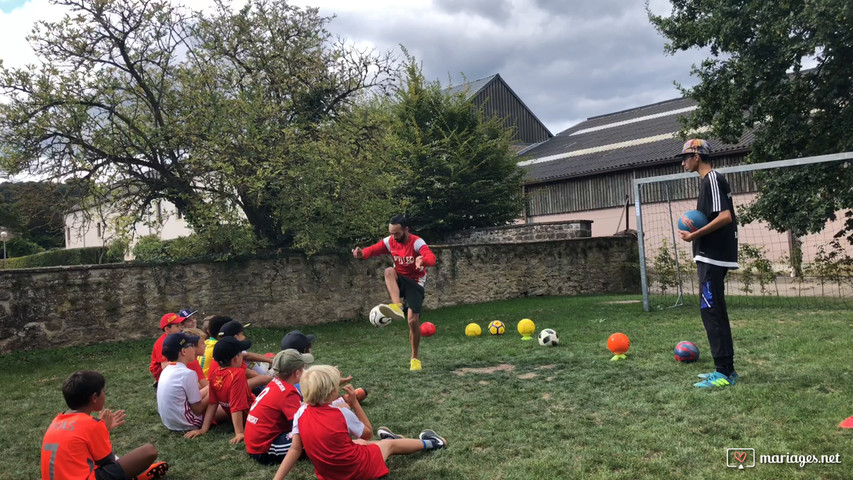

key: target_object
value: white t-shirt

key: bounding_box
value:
[156,362,204,431]
[292,403,365,438]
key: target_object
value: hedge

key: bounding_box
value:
[3,246,123,269]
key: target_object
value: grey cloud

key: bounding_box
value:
[432,0,513,24]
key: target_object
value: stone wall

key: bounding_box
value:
[0,236,638,353]
[438,220,593,245]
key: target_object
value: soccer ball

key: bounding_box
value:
[517,318,536,337]
[674,341,700,363]
[677,210,709,233]
[607,332,630,355]
[420,322,436,337]
[369,305,392,328]
[538,328,559,346]
[465,323,482,337]
[487,320,506,335]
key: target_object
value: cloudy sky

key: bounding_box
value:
[0,0,708,135]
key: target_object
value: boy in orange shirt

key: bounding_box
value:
[40,370,168,480]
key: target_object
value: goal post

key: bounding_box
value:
[634,151,853,312]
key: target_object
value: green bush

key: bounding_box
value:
[4,246,111,268]
[131,235,169,262]
[105,238,129,263]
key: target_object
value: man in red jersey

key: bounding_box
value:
[352,214,436,371]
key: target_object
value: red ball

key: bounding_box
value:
[607,332,630,355]
[420,322,436,337]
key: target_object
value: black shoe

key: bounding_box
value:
[418,429,446,449]
[377,426,402,440]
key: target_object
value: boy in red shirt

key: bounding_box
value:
[244,349,313,464]
[273,365,446,480]
[352,214,436,370]
[149,312,185,384]
[40,370,167,480]
[185,336,255,444]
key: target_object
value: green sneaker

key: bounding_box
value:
[694,371,737,388]
[379,303,405,321]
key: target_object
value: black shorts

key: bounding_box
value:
[95,463,127,480]
[397,275,425,314]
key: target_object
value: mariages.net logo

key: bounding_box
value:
[726,448,841,469]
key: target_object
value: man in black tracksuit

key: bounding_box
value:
[678,139,739,388]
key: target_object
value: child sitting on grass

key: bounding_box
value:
[185,336,255,444]
[149,312,184,384]
[182,327,209,391]
[273,365,446,480]
[41,370,168,480]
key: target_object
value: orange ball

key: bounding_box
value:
[607,332,630,355]
[420,322,436,337]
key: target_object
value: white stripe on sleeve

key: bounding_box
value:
[709,171,722,212]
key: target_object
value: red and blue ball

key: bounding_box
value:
[674,341,700,363]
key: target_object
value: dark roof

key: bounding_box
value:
[519,97,753,184]
[445,75,498,100]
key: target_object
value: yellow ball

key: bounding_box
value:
[465,323,482,337]
[517,318,535,336]
[487,320,506,335]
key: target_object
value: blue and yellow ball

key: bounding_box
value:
[487,320,506,335]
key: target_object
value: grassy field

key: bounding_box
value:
[2,295,852,480]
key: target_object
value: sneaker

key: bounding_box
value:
[410,358,422,371]
[377,426,403,440]
[697,371,739,382]
[379,303,405,321]
[418,429,447,450]
[694,371,737,388]
[132,461,169,480]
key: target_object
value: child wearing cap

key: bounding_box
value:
[273,365,446,480]
[186,336,256,444]
[156,332,224,433]
[178,308,199,329]
[219,320,274,376]
[244,349,312,464]
[149,313,185,383]
[41,370,168,480]
[281,330,367,404]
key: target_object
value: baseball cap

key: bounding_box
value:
[218,320,252,338]
[160,312,186,329]
[271,349,314,376]
[280,330,317,353]
[681,138,711,156]
[213,336,252,364]
[162,332,201,357]
[178,308,198,320]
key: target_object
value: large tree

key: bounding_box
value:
[390,59,525,240]
[0,0,400,252]
[650,0,853,241]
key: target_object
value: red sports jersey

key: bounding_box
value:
[40,412,113,480]
[149,333,167,381]
[361,234,435,285]
[244,378,302,454]
[186,359,204,382]
[209,366,254,416]
[296,404,389,480]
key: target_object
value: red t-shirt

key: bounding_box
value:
[40,412,113,480]
[295,404,388,480]
[361,234,435,284]
[186,359,204,382]
[149,333,167,381]
[209,365,254,416]
[244,378,302,454]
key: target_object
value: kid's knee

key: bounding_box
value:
[384,267,397,279]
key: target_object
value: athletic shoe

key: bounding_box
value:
[839,416,853,429]
[418,429,447,450]
[377,426,403,440]
[694,371,737,388]
[132,461,169,480]
[379,303,405,322]
[697,371,739,383]
[410,358,422,371]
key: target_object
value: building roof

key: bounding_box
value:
[519,97,753,184]
[445,74,499,100]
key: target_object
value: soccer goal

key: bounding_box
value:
[634,151,853,312]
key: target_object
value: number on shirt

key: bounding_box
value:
[249,386,270,411]
[43,443,59,480]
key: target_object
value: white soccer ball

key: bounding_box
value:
[369,305,393,328]
[538,328,559,346]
